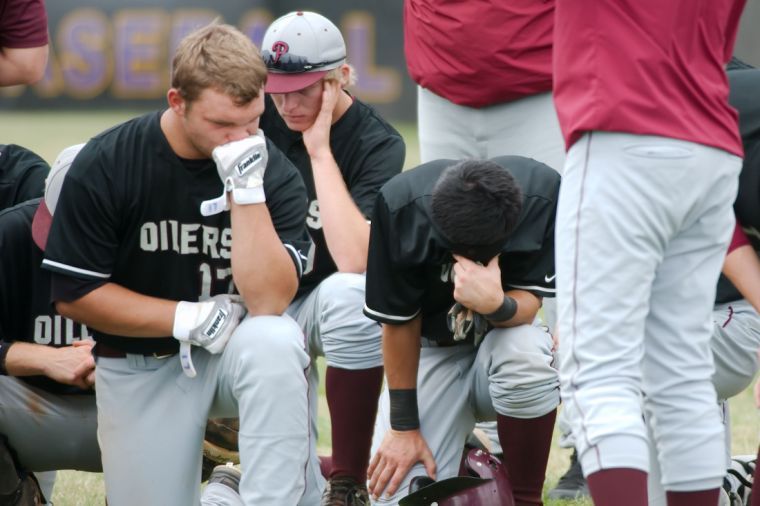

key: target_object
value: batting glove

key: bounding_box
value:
[200,131,269,216]
[173,294,247,377]
[447,302,488,346]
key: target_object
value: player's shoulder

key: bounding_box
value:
[349,97,404,140]
[379,159,452,212]
[490,155,561,199]
[86,111,162,162]
[0,198,38,243]
[0,144,49,181]
[70,112,163,178]
[728,67,760,141]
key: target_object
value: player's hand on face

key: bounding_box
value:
[302,79,340,161]
[213,133,269,205]
[367,428,436,500]
[452,255,505,315]
[45,339,96,389]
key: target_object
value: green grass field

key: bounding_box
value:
[1,111,757,505]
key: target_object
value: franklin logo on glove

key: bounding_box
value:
[235,152,262,178]
[203,308,229,339]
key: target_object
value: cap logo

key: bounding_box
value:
[270,41,289,63]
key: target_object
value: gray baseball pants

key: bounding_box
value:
[95,315,321,506]
[556,132,742,491]
[0,376,100,502]
[370,323,559,506]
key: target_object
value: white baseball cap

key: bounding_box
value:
[261,11,346,94]
[31,143,86,250]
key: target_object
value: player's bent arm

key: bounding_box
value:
[723,244,760,314]
[303,81,371,272]
[56,282,177,337]
[230,202,298,315]
[489,289,542,328]
[310,150,371,273]
[4,340,95,387]
[0,45,49,86]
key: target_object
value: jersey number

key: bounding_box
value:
[199,263,234,300]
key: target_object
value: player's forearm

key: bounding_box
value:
[490,290,542,328]
[56,283,176,337]
[4,342,54,376]
[230,203,298,314]
[311,152,370,272]
[723,245,760,314]
[0,46,49,86]
[382,318,422,389]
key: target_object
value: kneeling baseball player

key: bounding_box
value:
[363,157,561,506]
[41,24,320,506]
[0,145,99,506]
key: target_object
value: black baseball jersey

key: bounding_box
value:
[261,93,405,296]
[0,199,92,395]
[42,111,311,354]
[0,144,49,210]
[363,156,559,343]
[716,67,760,304]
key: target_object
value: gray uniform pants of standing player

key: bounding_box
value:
[0,377,100,502]
[370,323,560,506]
[556,132,742,491]
[96,315,323,506]
[286,272,384,454]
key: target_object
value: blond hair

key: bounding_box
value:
[324,64,357,88]
[171,23,267,106]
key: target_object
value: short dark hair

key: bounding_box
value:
[431,160,523,261]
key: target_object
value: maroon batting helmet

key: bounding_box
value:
[399,449,515,506]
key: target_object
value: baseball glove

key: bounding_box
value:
[202,418,240,482]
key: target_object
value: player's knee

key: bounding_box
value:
[317,273,383,368]
[486,326,560,417]
[485,325,555,372]
[318,273,366,314]
[227,315,307,369]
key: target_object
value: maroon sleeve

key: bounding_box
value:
[0,0,49,48]
[727,219,751,254]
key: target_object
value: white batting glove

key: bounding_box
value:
[200,131,269,216]
[172,294,246,377]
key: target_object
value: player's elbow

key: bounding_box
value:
[1,45,49,85]
[240,278,297,316]
[55,299,83,323]
[242,292,295,317]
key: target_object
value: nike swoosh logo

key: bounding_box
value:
[545,274,557,283]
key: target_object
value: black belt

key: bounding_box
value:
[94,342,178,359]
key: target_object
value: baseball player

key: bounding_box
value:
[258,11,405,505]
[551,57,760,503]
[646,58,760,506]
[0,144,48,209]
[0,144,98,506]
[553,1,747,505]
[364,156,561,506]
[41,24,321,506]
